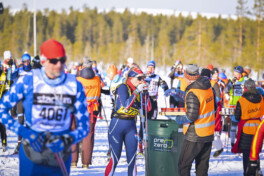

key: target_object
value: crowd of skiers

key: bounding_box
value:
[0,39,264,176]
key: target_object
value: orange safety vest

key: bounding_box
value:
[183,88,216,137]
[77,76,101,113]
[238,96,264,135]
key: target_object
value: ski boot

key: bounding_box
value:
[82,164,89,169]
[71,162,77,168]
[2,144,6,152]
[107,149,111,162]
[213,148,223,158]
[13,141,21,154]
[2,140,7,152]
[137,142,144,157]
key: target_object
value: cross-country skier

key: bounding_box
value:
[168,60,187,108]
[0,39,89,175]
[145,60,168,119]
[137,60,168,154]
[105,66,148,176]
[0,50,18,152]
[225,66,245,148]
[0,61,7,152]
[13,52,33,154]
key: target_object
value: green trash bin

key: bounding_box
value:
[146,119,184,176]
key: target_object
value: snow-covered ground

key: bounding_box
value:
[0,78,264,176]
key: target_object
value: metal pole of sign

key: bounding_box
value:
[33,0,37,56]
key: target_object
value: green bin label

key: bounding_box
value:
[150,135,177,152]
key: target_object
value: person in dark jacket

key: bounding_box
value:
[32,55,42,69]
[71,59,100,169]
[168,60,187,108]
[246,118,264,176]
[201,68,224,157]
[232,78,264,175]
[178,64,217,176]
[145,60,168,120]
[137,60,168,154]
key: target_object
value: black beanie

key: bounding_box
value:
[201,68,211,78]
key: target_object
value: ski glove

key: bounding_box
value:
[19,127,45,153]
[246,160,260,176]
[160,80,167,89]
[174,115,192,124]
[230,115,238,123]
[134,83,147,94]
[164,89,176,97]
[257,87,264,96]
[46,134,74,153]
[164,89,186,103]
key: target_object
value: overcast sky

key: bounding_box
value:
[3,0,255,15]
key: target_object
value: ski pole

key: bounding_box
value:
[140,93,145,148]
[45,132,68,176]
[144,92,148,142]
[54,152,68,176]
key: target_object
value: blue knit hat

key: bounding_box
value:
[22,53,31,62]
[147,60,155,68]
[234,66,243,74]
[219,72,227,79]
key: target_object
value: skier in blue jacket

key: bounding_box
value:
[13,52,33,154]
[0,39,89,176]
[105,66,147,176]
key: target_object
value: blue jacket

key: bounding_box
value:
[113,83,140,117]
[0,69,89,144]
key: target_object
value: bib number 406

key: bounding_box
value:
[39,107,68,121]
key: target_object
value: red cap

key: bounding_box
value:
[207,64,213,71]
[40,39,65,59]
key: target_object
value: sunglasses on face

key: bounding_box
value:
[136,76,145,81]
[49,57,66,65]
[22,60,30,63]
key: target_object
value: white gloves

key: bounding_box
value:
[135,83,147,94]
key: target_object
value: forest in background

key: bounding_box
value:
[0,0,264,70]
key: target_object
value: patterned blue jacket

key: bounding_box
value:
[0,68,89,144]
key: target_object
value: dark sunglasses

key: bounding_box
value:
[49,57,66,65]
[136,76,145,81]
[22,60,30,63]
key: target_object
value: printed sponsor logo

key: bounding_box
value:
[84,85,98,89]
[33,93,75,106]
[248,107,261,114]
[206,96,213,103]
[150,136,177,152]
